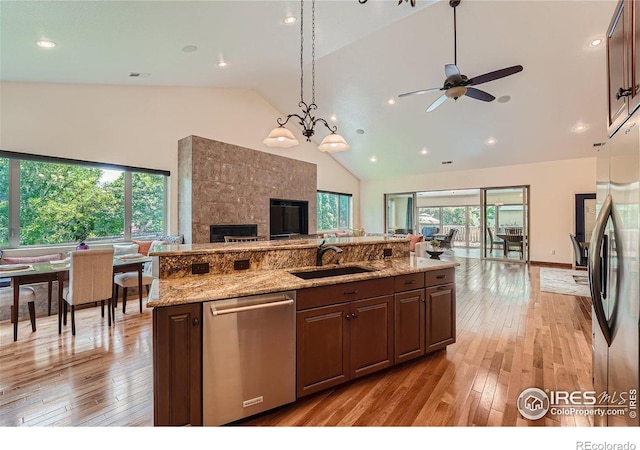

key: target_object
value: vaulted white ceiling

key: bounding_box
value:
[0,0,616,180]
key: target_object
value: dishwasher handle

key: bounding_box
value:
[210,298,294,316]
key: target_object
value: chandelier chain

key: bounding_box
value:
[312,0,316,105]
[299,0,304,103]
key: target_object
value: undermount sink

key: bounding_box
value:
[290,266,375,280]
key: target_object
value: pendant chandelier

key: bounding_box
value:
[263,0,349,153]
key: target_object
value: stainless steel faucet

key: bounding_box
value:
[316,240,343,266]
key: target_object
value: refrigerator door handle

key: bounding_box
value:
[589,194,613,346]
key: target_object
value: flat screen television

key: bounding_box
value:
[270,199,308,239]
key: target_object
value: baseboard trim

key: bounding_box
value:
[529,261,573,269]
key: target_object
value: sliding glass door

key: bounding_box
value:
[481,186,529,262]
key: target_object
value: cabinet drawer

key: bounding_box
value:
[297,277,394,310]
[425,268,455,287]
[394,273,425,292]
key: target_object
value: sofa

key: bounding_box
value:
[421,226,440,240]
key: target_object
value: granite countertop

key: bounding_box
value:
[149,235,408,256]
[147,255,459,307]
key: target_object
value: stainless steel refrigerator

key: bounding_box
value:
[589,117,640,426]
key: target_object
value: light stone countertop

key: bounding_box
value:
[148,235,408,256]
[147,255,459,307]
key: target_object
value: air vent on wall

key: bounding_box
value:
[129,72,151,78]
[441,161,453,165]
[593,142,605,147]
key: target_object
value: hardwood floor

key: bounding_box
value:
[0,258,593,427]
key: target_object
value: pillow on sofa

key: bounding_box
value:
[158,234,184,245]
[132,240,154,256]
[113,243,140,256]
[406,233,423,252]
[1,253,62,264]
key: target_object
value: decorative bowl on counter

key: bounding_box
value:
[426,250,444,260]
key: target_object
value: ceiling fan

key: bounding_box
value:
[399,0,523,112]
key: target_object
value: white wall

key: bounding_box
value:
[360,158,596,264]
[0,81,360,233]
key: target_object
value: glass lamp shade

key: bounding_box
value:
[318,132,350,153]
[263,126,299,148]
[445,86,467,99]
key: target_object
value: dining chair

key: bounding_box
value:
[487,228,503,253]
[224,236,265,242]
[570,234,587,268]
[0,286,37,333]
[60,248,115,336]
[112,240,166,314]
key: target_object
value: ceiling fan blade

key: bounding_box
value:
[426,94,448,112]
[398,87,442,98]
[445,64,460,78]
[465,87,495,102]
[466,65,523,86]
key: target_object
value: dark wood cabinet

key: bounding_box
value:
[425,283,456,353]
[607,0,640,136]
[394,289,426,364]
[349,295,394,379]
[296,292,394,398]
[296,303,350,398]
[153,303,202,426]
[296,278,395,398]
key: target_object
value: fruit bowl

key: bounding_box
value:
[426,250,444,260]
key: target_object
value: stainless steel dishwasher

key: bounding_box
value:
[202,291,296,426]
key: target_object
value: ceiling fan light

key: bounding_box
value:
[445,86,467,99]
[263,126,299,148]
[318,133,350,153]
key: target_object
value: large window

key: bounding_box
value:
[0,158,8,246]
[317,191,352,231]
[1,151,167,248]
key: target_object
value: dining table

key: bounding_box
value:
[1,255,151,341]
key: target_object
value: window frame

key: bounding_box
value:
[316,190,353,232]
[0,150,169,249]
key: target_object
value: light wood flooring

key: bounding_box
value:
[0,258,593,426]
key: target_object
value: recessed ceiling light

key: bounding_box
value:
[572,123,589,133]
[590,38,603,47]
[182,45,198,53]
[284,15,297,24]
[330,115,337,122]
[497,95,511,104]
[370,156,377,162]
[36,40,56,48]
[486,137,497,145]
[356,129,365,135]
[217,61,228,68]
[420,147,428,155]
[387,99,396,105]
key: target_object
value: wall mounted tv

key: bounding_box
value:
[269,199,309,239]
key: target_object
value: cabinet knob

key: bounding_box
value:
[616,87,633,100]
[346,314,352,319]
[343,290,359,295]
[192,318,200,326]
[352,313,357,318]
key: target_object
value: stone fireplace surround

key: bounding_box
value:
[178,136,317,244]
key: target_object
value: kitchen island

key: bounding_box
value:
[148,237,459,426]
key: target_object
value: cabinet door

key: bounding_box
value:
[425,284,456,353]
[394,289,425,364]
[153,303,202,426]
[349,295,394,379]
[631,0,640,113]
[608,0,631,135]
[296,303,350,398]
